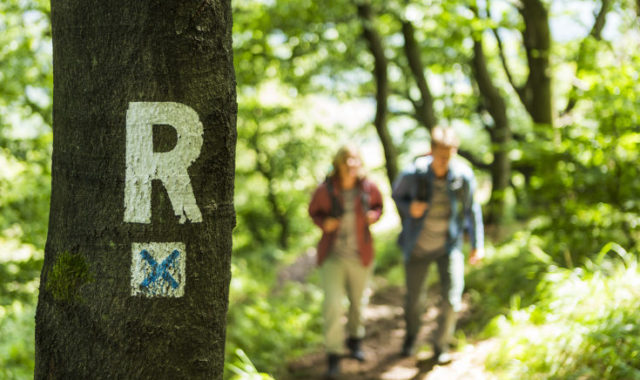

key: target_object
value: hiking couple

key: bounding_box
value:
[308,127,485,379]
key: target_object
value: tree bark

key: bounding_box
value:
[471,36,511,226]
[356,1,398,185]
[35,1,236,378]
[400,20,437,131]
[519,0,553,127]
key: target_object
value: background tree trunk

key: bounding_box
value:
[401,20,437,131]
[520,0,553,127]
[471,36,511,228]
[250,129,290,249]
[35,0,236,378]
[357,1,398,185]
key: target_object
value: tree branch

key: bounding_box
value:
[490,26,527,104]
[389,109,418,119]
[561,0,611,116]
[458,149,491,171]
[23,97,53,127]
[482,0,526,106]
[490,29,513,90]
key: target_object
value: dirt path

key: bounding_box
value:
[282,283,498,380]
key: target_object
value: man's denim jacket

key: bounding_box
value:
[392,155,484,261]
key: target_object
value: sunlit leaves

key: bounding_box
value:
[0,0,51,129]
[226,260,323,376]
[486,258,640,379]
[234,90,336,253]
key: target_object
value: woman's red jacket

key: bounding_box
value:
[308,176,383,266]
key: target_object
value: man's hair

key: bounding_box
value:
[430,126,460,149]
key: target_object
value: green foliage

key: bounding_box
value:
[0,0,52,251]
[515,110,640,266]
[503,16,640,267]
[0,0,639,378]
[371,228,403,284]
[0,302,36,380]
[485,248,640,380]
[464,229,551,334]
[0,1,51,377]
[0,133,51,250]
[0,241,40,380]
[0,252,41,305]
[226,349,275,380]
[45,252,93,303]
[225,258,323,378]
[234,97,335,255]
[0,0,51,122]
[233,0,366,95]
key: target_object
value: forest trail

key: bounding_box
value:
[281,272,498,380]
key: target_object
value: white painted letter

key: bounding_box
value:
[125,102,203,223]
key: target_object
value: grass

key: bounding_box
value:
[482,247,640,379]
[225,256,324,379]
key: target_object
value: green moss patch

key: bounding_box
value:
[46,252,93,303]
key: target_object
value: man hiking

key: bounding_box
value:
[392,126,484,363]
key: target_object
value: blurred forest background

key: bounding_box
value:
[1,0,640,378]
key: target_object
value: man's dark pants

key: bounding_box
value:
[404,248,465,351]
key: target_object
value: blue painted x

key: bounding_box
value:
[139,249,180,290]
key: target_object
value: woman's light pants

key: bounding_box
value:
[321,256,373,354]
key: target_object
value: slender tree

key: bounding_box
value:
[468,2,512,227]
[471,37,511,226]
[494,0,552,127]
[356,0,398,185]
[249,124,290,249]
[35,0,237,378]
[520,0,553,127]
[400,19,437,131]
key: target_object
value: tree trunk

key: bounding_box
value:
[520,0,553,127]
[35,1,236,378]
[401,20,437,131]
[471,37,511,227]
[357,1,398,185]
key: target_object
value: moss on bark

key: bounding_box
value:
[46,252,93,303]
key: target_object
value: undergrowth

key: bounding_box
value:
[482,243,640,379]
[225,250,323,379]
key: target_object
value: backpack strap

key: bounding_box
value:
[415,156,431,202]
[325,177,343,218]
[360,184,371,215]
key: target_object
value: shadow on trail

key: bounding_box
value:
[412,358,438,380]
